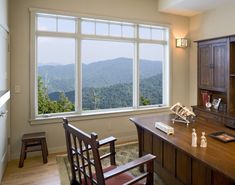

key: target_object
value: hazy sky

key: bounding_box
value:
[37,16,164,66]
[37,37,164,65]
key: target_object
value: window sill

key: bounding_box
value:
[29,106,171,125]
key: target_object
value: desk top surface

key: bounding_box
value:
[130,113,235,181]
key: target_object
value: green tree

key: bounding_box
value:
[38,76,74,114]
[140,96,151,106]
[57,92,75,112]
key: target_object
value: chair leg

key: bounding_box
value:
[41,139,48,164]
[110,142,116,165]
[146,161,154,185]
[19,142,26,168]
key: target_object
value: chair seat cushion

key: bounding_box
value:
[104,166,144,185]
[82,165,144,185]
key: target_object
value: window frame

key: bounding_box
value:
[30,8,171,120]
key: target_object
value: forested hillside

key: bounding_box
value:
[38,57,163,113]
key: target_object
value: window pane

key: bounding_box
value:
[37,16,56,32]
[81,40,134,111]
[58,18,76,33]
[122,25,134,38]
[96,22,109,36]
[81,21,95,35]
[139,27,151,39]
[110,24,121,37]
[152,28,164,40]
[37,37,76,114]
[139,44,163,106]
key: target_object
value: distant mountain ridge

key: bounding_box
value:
[38,57,162,93]
[49,74,163,109]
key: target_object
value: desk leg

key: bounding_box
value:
[136,125,144,172]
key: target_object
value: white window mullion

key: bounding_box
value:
[56,16,58,32]
[30,11,37,119]
[77,18,82,114]
[133,25,139,109]
[163,29,170,106]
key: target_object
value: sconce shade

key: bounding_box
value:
[176,38,189,48]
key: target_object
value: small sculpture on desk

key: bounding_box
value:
[170,102,196,126]
[192,128,197,147]
[200,132,207,148]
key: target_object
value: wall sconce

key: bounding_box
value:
[176,38,189,48]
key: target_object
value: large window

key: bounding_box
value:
[31,11,169,118]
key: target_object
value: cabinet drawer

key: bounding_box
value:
[194,109,222,122]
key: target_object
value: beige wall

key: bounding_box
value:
[0,0,9,182]
[189,2,235,106]
[9,0,190,159]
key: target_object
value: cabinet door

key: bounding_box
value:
[198,44,213,89]
[212,42,227,92]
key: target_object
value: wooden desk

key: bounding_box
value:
[130,114,235,185]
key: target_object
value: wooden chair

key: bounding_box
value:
[63,118,156,185]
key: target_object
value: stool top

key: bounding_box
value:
[22,132,46,140]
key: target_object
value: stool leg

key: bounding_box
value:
[45,138,48,156]
[24,146,27,159]
[19,142,26,168]
[41,139,48,164]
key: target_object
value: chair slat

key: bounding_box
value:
[72,136,82,183]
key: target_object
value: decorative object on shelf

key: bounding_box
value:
[205,102,212,109]
[201,91,211,107]
[176,38,189,48]
[170,102,196,126]
[192,128,197,147]
[218,102,227,112]
[155,122,174,135]
[200,132,207,148]
[212,98,221,110]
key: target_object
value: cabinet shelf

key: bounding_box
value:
[230,74,235,77]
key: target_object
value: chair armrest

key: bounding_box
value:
[99,136,117,146]
[103,154,156,180]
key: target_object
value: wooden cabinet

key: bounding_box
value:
[198,38,228,92]
[196,36,235,116]
[198,44,212,89]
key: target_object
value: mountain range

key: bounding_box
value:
[38,57,162,94]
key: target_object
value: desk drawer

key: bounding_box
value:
[194,109,222,122]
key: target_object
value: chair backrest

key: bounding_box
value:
[63,118,105,185]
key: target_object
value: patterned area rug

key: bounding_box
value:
[56,142,165,185]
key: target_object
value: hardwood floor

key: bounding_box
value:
[1,153,64,185]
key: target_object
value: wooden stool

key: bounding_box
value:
[19,132,48,168]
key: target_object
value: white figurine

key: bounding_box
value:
[200,132,207,148]
[192,128,197,147]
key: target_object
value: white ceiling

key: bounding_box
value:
[158,0,233,16]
